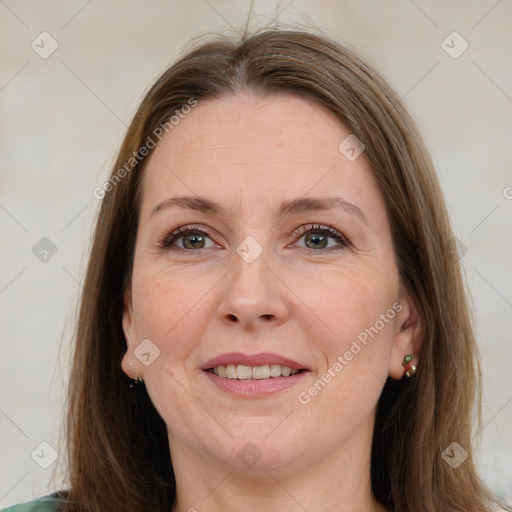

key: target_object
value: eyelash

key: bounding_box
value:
[157,223,349,254]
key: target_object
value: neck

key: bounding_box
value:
[169,426,387,512]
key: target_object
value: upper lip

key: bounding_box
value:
[201,352,309,371]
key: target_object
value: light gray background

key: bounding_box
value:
[1,0,511,507]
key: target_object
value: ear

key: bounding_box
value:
[388,286,424,380]
[120,288,143,379]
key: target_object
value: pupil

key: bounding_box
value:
[306,233,327,249]
[182,232,328,250]
[184,234,204,249]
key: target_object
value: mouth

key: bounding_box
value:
[201,352,310,398]
[206,364,303,380]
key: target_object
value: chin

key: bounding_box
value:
[209,421,311,473]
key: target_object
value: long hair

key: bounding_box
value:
[61,28,505,511]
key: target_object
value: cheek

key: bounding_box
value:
[293,265,399,417]
[130,267,215,365]
[295,264,399,353]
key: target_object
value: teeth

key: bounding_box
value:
[236,365,253,380]
[253,365,271,380]
[270,364,282,377]
[210,364,300,380]
[226,364,237,379]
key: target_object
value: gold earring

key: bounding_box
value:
[402,354,417,378]
[129,377,144,388]
[405,365,417,377]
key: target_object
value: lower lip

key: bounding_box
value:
[203,370,309,398]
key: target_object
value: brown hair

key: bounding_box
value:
[60,28,506,511]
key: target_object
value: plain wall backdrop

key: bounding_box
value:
[1,0,511,507]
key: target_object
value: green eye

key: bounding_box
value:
[293,224,348,252]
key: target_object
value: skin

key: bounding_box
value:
[122,93,423,512]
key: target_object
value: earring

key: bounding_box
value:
[402,354,417,378]
[129,377,144,388]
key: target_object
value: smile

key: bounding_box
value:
[207,364,301,380]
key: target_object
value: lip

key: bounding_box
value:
[201,352,310,399]
[203,369,309,398]
[201,352,308,371]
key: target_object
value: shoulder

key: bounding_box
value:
[1,492,67,512]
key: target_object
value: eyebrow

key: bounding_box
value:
[149,195,367,223]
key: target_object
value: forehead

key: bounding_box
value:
[139,93,384,222]
[148,93,348,165]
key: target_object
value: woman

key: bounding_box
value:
[4,28,507,512]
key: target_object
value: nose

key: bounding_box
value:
[217,246,289,331]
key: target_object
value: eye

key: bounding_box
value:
[291,224,349,253]
[158,223,349,254]
[158,224,220,252]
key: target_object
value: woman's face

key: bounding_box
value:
[122,93,418,474]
